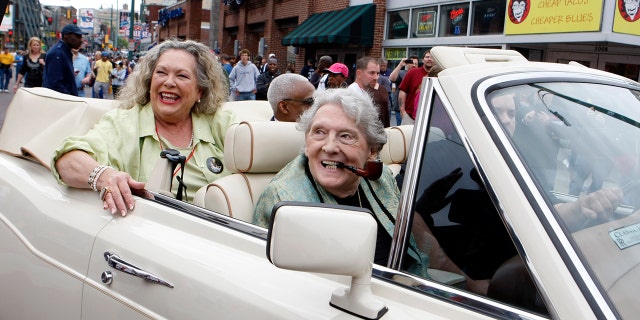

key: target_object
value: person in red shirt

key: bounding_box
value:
[398,50,434,124]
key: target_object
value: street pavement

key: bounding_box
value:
[0,79,113,130]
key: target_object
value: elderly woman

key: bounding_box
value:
[52,39,233,216]
[253,88,488,294]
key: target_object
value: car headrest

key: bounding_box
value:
[0,87,116,169]
[224,121,304,173]
[220,100,274,122]
[380,125,413,165]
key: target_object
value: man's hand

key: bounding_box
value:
[558,187,623,232]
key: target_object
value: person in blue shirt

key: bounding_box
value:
[72,48,93,97]
[43,24,87,96]
[13,50,23,82]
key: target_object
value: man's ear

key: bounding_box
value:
[278,100,289,114]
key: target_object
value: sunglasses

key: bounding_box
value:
[283,98,314,105]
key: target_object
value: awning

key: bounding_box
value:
[282,4,376,47]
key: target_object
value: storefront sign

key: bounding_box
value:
[505,0,603,34]
[385,48,408,61]
[158,7,185,27]
[416,11,436,36]
[613,0,640,35]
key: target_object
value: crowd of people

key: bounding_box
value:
[221,48,427,127]
[4,25,423,129]
[1,24,140,99]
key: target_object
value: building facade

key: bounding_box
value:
[217,0,387,75]
[155,0,639,81]
[384,0,640,81]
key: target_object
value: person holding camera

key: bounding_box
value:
[389,55,418,125]
[398,50,434,124]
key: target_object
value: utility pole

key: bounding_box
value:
[129,0,135,60]
[209,0,219,50]
[109,5,113,50]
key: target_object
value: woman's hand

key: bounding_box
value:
[97,168,146,216]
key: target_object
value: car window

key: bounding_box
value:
[487,83,640,319]
[403,92,549,315]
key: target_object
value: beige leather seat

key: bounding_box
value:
[193,121,304,223]
[380,125,414,176]
[219,100,273,122]
[379,125,446,176]
[0,87,116,169]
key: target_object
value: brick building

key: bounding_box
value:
[218,0,386,74]
[155,0,211,45]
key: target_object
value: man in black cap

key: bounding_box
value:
[43,24,87,96]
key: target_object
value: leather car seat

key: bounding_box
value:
[193,121,304,222]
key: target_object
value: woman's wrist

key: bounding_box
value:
[88,165,112,192]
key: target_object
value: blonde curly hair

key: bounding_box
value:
[117,38,228,115]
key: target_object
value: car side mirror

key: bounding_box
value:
[266,202,388,320]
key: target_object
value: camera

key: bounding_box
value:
[404,59,413,64]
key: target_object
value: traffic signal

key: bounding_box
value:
[7,30,12,37]
[66,9,71,19]
[47,17,53,25]
[72,18,77,24]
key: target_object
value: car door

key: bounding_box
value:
[386,78,553,319]
[0,154,110,319]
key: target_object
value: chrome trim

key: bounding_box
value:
[472,71,625,319]
[104,252,174,288]
[149,192,269,240]
[372,267,548,320]
[390,76,434,270]
[101,271,113,285]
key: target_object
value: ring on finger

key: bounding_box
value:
[100,186,112,201]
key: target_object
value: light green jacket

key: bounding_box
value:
[253,154,431,279]
[52,103,235,202]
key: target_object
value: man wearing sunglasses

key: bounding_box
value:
[267,73,316,122]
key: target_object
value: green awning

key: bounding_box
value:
[282,4,376,47]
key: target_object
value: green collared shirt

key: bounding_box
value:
[52,103,236,202]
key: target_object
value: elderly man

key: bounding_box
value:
[267,73,315,122]
[43,24,87,95]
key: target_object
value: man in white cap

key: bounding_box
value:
[261,53,276,73]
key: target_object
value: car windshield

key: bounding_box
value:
[488,82,640,319]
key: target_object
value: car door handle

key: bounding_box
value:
[104,251,174,288]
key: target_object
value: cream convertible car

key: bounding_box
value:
[2,47,640,319]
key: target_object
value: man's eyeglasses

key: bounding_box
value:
[283,98,314,105]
